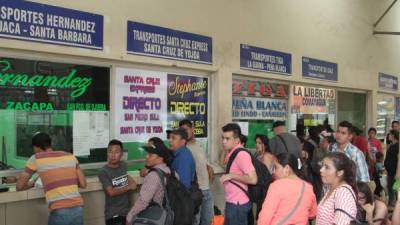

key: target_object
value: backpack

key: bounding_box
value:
[151,168,195,225]
[190,174,203,214]
[226,148,273,205]
[132,168,174,225]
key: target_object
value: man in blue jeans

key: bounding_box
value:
[220,123,257,225]
[16,132,87,225]
[180,119,215,225]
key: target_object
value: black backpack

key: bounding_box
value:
[151,168,195,225]
[226,148,273,205]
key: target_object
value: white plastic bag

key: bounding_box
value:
[380,174,388,194]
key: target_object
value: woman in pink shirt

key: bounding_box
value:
[316,152,358,225]
[257,152,317,225]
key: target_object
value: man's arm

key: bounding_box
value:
[392,191,400,225]
[220,151,257,185]
[104,176,137,197]
[220,170,257,185]
[219,149,227,167]
[16,172,34,191]
[356,151,370,182]
[76,167,87,189]
[207,164,214,182]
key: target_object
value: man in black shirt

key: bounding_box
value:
[384,130,399,207]
[98,139,137,225]
[386,120,399,146]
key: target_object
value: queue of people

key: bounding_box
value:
[13,118,400,225]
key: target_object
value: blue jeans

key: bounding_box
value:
[199,189,214,225]
[388,175,397,207]
[48,206,84,225]
[193,189,215,225]
[224,202,251,225]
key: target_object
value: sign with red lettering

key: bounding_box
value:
[167,74,208,137]
[232,79,289,98]
[291,85,336,114]
[114,68,167,142]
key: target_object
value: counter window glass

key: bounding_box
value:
[232,78,289,148]
[0,58,110,170]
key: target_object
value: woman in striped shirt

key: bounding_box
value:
[316,152,358,225]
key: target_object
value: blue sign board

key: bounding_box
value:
[379,73,398,91]
[302,57,338,81]
[127,21,212,64]
[240,44,291,75]
[396,97,400,120]
[0,1,103,50]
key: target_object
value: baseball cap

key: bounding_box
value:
[272,121,285,129]
[142,143,170,161]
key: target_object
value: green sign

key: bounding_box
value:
[0,60,92,98]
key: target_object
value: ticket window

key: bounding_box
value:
[376,94,396,140]
[337,91,367,132]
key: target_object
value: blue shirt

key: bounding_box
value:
[331,142,370,182]
[171,145,196,189]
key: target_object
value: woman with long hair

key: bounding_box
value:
[254,134,274,173]
[257,152,317,225]
[316,152,358,225]
[357,182,388,225]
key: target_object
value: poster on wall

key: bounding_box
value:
[0,1,103,50]
[114,68,167,142]
[291,85,336,114]
[167,74,208,137]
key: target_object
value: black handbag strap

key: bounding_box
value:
[333,185,363,224]
[334,208,360,222]
[276,134,289,153]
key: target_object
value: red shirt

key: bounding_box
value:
[352,136,368,154]
[369,138,382,152]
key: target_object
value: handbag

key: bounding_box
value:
[380,174,388,194]
[132,168,174,225]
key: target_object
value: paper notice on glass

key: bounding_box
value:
[73,111,91,156]
[236,122,249,136]
[89,111,110,148]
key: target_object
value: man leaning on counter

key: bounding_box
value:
[16,132,87,225]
